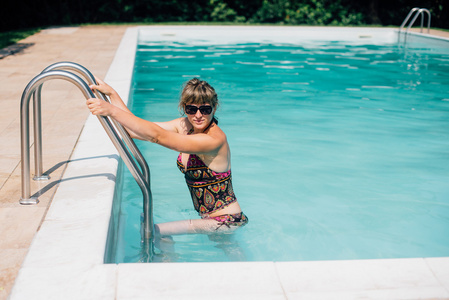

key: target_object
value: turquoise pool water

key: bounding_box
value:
[107,34,449,263]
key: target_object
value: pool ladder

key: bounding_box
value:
[19,62,154,261]
[398,7,431,44]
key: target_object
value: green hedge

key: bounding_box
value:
[1,0,448,32]
[0,28,41,50]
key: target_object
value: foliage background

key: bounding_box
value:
[1,0,448,32]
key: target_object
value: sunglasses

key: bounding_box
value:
[185,105,213,115]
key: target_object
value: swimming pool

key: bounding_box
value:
[105,27,449,264]
[11,27,449,299]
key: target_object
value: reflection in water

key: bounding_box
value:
[152,232,246,263]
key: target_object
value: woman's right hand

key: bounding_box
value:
[86,98,115,117]
[89,76,116,97]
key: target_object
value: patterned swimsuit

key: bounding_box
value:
[177,153,248,229]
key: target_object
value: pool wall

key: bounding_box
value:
[403,31,449,53]
[9,26,449,299]
[138,25,399,45]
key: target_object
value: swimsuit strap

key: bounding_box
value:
[202,118,215,132]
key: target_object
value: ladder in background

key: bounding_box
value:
[398,7,431,43]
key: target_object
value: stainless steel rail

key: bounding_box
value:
[34,62,150,185]
[19,65,154,261]
[406,8,431,33]
[399,7,420,32]
[398,7,431,43]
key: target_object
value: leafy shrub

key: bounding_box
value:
[251,0,364,25]
[210,0,246,22]
[1,0,448,33]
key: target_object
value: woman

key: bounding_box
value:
[86,77,248,239]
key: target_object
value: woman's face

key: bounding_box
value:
[185,103,215,132]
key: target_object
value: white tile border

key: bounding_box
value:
[137,25,399,45]
[9,26,449,300]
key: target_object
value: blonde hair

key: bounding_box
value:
[179,78,219,113]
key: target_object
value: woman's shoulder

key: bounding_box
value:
[208,123,228,146]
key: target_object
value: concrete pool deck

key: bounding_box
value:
[0,25,127,300]
[1,25,449,299]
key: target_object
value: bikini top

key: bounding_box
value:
[177,153,237,215]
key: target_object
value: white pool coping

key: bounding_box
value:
[9,26,449,299]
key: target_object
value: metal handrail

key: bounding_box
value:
[19,67,154,261]
[398,7,431,44]
[406,8,431,34]
[399,7,420,32]
[33,62,150,186]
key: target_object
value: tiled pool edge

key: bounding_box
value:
[9,26,449,299]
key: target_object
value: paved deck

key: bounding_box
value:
[410,28,449,38]
[0,25,448,300]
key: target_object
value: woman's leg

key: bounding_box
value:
[153,218,245,261]
[155,218,239,237]
[155,220,196,236]
[153,219,223,262]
